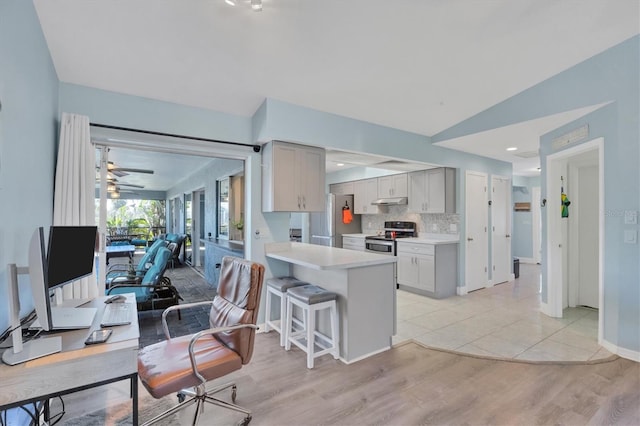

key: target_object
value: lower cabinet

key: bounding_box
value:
[342,236,365,251]
[204,240,244,287]
[396,241,458,298]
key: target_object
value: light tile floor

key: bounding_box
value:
[394,263,613,361]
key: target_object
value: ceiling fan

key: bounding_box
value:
[105,161,154,177]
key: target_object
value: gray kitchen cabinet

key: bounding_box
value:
[408,167,456,214]
[396,241,458,298]
[342,235,365,251]
[377,173,408,198]
[353,178,379,214]
[262,141,326,212]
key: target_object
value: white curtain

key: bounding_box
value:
[53,112,98,301]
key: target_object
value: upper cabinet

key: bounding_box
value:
[262,141,326,212]
[377,173,408,198]
[353,178,379,214]
[408,167,456,214]
[330,181,355,195]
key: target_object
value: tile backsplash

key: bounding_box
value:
[361,205,459,235]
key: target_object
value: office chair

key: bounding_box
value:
[107,246,182,316]
[137,256,265,426]
[105,238,168,287]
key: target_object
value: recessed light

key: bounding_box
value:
[336,163,345,167]
[225,0,236,6]
[506,147,518,151]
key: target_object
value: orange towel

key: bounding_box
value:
[342,206,353,224]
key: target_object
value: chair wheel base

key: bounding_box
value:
[231,384,237,403]
[238,415,252,426]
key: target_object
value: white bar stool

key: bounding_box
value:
[284,284,339,369]
[264,276,308,346]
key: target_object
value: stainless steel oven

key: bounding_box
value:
[364,238,395,255]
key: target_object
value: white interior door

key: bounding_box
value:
[465,171,488,292]
[570,162,599,309]
[491,176,511,284]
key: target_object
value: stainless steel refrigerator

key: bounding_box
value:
[310,194,362,248]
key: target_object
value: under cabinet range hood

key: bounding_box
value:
[371,197,408,206]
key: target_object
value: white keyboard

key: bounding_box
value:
[101,303,133,327]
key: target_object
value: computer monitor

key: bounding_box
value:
[30,226,98,332]
[3,226,99,365]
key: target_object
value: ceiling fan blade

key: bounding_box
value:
[107,161,153,175]
[117,183,145,189]
[110,167,154,174]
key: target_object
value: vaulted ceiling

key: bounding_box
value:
[35,0,639,178]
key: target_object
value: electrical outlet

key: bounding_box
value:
[624,229,637,244]
[624,210,638,225]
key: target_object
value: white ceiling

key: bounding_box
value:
[35,0,639,182]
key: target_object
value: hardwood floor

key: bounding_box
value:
[61,332,639,425]
[52,261,639,425]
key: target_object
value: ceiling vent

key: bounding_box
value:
[513,151,539,159]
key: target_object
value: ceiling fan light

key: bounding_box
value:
[110,190,120,199]
[251,0,262,11]
[107,183,117,192]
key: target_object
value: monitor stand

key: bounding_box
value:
[30,307,97,330]
[2,336,62,366]
[2,264,62,365]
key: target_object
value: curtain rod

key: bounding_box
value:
[89,122,261,153]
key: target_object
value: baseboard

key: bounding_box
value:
[457,286,467,296]
[340,345,391,365]
[540,301,556,317]
[600,339,640,362]
[517,257,536,264]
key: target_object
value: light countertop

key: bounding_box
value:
[265,242,397,270]
[400,234,460,245]
[341,233,369,238]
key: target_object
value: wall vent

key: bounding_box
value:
[552,124,589,151]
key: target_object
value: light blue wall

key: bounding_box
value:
[435,36,640,355]
[0,0,59,336]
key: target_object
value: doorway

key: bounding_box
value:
[491,175,512,285]
[465,171,489,293]
[545,137,603,335]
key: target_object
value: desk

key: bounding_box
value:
[0,293,140,424]
[106,244,136,265]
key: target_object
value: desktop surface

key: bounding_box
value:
[0,293,139,409]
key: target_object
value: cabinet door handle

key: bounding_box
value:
[505,234,511,238]
[297,196,301,209]
[467,237,474,241]
[302,196,306,209]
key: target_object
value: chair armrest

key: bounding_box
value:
[187,324,259,385]
[108,275,142,286]
[161,301,213,339]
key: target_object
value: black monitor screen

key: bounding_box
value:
[46,226,97,289]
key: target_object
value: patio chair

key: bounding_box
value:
[107,246,183,316]
[105,238,168,288]
[161,233,188,268]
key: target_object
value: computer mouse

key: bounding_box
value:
[105,294,126,304]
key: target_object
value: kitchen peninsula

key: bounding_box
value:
[265,242,397,364]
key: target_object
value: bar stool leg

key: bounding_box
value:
[284,297,293,351]
[330,302,340,360]
[306,306,315,369]
[279,291,287,347]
